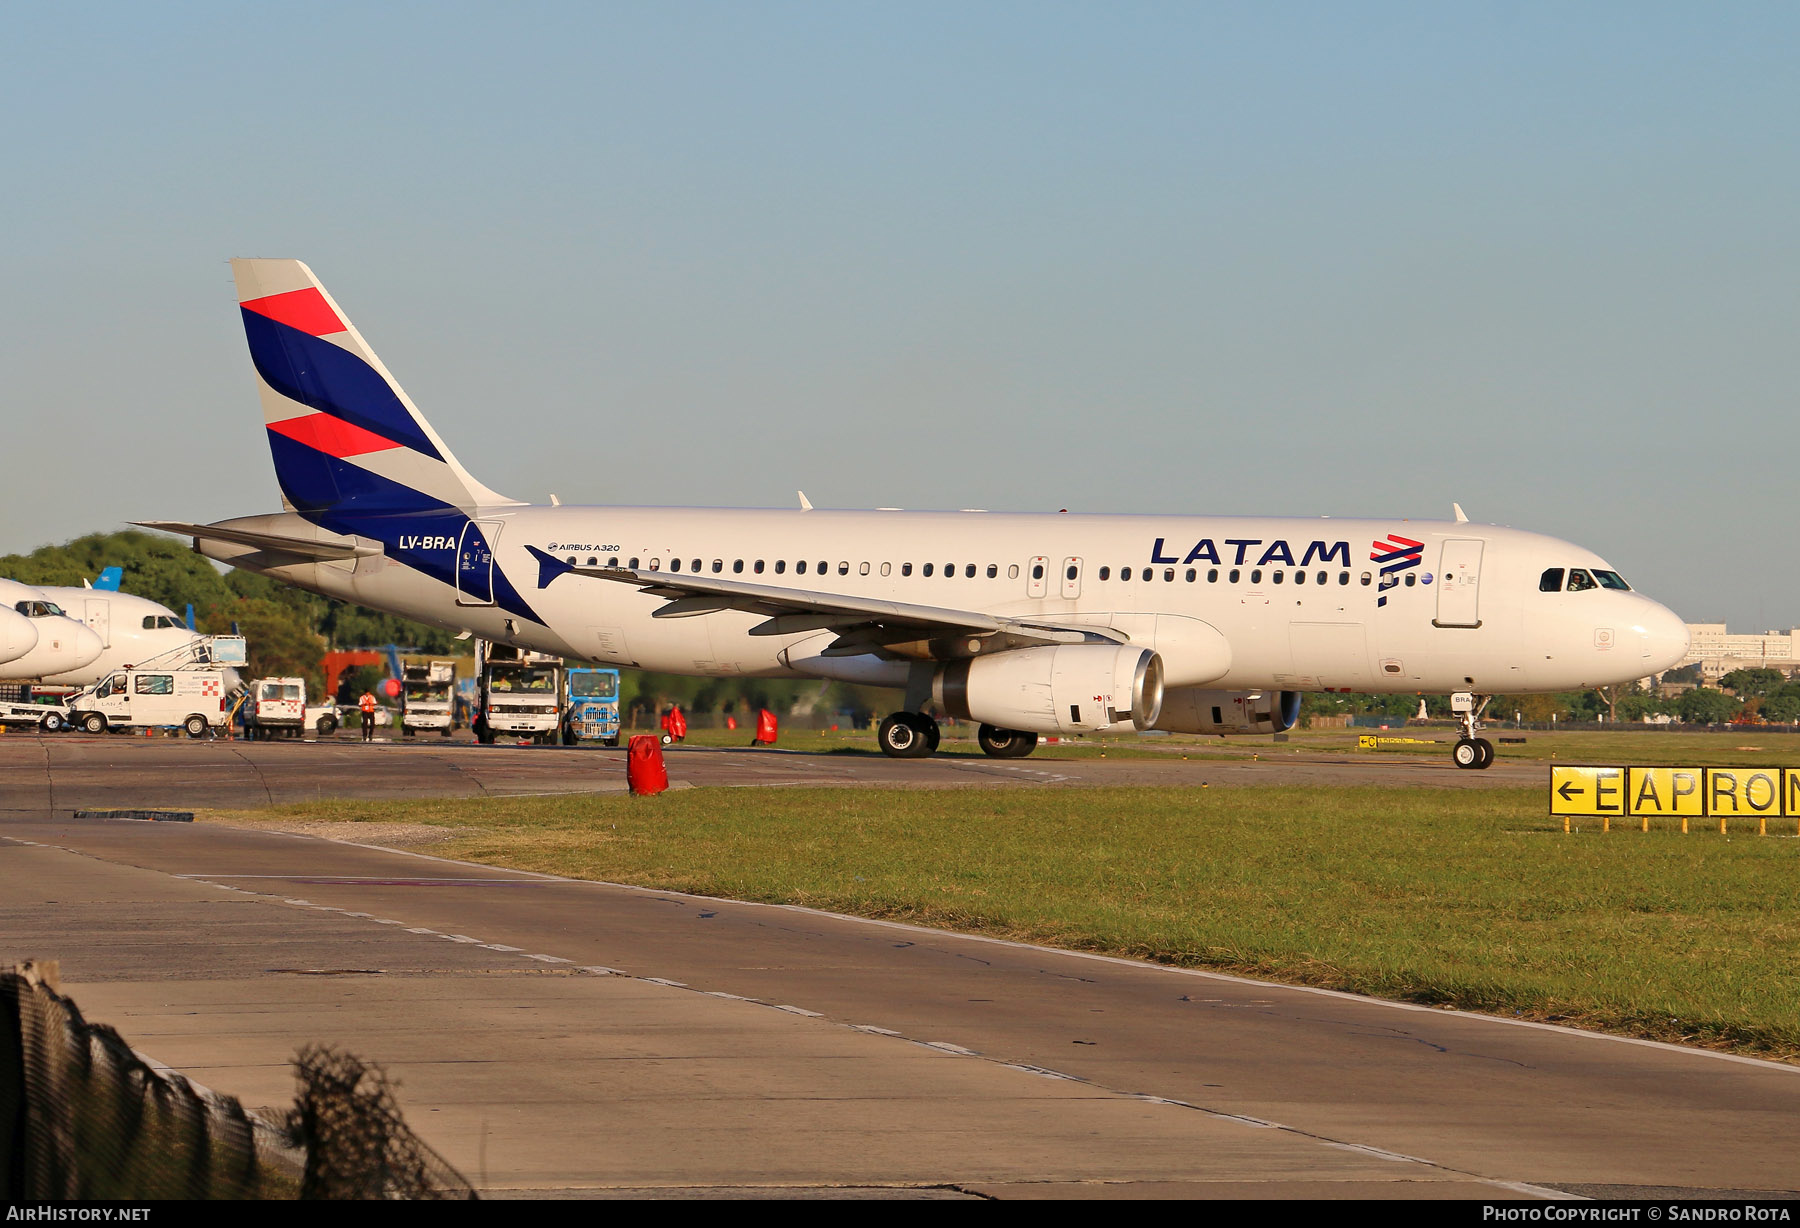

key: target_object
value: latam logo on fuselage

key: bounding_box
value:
[398,535,458,550]
[1150,538,1351,567]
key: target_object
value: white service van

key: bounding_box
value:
[245,676,307,739]
[68,668,231,737]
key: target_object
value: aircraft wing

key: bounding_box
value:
[526,546,1122,653]
[133,520,380,561]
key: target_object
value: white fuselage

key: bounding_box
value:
[201,506,1689,702]
[31,588,203,686]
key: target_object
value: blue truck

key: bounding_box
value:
[562,667,622,746]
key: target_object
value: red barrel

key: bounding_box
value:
[626,734,668,795]
[667,705,687,741]
[753,708,778,745]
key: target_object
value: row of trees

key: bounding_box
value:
[0,531,881,718]
[0,531,472,699]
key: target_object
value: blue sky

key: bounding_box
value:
[3,3,1795,627]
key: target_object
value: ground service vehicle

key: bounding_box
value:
[0,692,71,732]
[402,660,456,736]
[245,676,307,738]
[563,667,621,745]
[68,668,231,737]
[474,641,563,744]
[307,698,339,736]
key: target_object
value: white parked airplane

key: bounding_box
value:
[0,578,106,681]
[28,584,203,687]
[141,259,1689,768]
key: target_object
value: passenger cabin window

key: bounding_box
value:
[1007,565,1020,579]
[968,564,978,579]
[1337,572,1349,585]
[840,562,850,575]
[1208,569,1219,582]
[1162,568,1173,582]
[1250,569,1262,584]
[986,564,997,578]
[1567,568,1596,592]
[1098,566,1111,581]
[818,561,827,574]
[712,560,723,573]
[1228,569,1240,583]
[671,558,682,572]
[1273,571,1284,585]
[733,560,744,573]
[1031,563,1044,580]
[923,563,934,577]
[628,557,640,570]
[1360,572,1371,585]
[1121,567,1133,581]
[796,560,807,575]
[692,559,701,573]
[775,560,787,574]
[754,560,765,574]
[902,563,912,576]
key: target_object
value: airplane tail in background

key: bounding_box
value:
[231,259,517,518]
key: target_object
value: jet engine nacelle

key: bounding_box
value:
[936,644,1164,735]
[1154,687,1302,735]
[0,607,38,665]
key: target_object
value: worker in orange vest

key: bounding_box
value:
[359,690,378,742]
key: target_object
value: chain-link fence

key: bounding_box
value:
[1,961,474,1200]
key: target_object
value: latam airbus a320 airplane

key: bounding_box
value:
[143,260,1689,768]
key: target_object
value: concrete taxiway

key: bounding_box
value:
[3,732,1794,1199]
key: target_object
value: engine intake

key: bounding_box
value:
[937,644,1164,736]
[1154,687,1302,735]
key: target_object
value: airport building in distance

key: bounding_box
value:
[1681,624,1800,681]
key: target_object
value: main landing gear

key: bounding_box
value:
[875,712,1040,759]
[877,712,940,758]
[1451,691,1494,770]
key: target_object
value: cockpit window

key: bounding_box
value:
[1539,568,1564,593]
[1566,568,1597,593]
[15,600,65,618]
[1592,570,1631,591]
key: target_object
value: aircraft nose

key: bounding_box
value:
[0,609,39,664]
[69,621,106,670]
[1635,602,1690,674]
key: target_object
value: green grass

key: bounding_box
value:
[207,784,1800,1061]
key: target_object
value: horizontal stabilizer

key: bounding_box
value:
[133,520,379,561]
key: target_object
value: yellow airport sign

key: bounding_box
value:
[1624,768,1704,818]
[1550,766,1626,817]
[1552,766,1800,834]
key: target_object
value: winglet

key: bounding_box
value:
[798,491,813,511]
[1452,502,1469,523]
[526,545,575,590]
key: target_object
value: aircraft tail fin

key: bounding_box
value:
[231,259,518,517]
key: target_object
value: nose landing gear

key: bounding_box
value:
[1451,691,1494,770]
